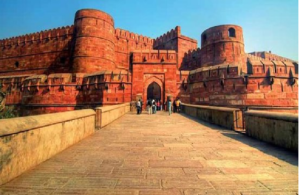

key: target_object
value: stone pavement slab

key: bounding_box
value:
[0,111,298,194]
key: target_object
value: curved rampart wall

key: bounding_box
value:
[200,25,245,71]
[73,9,116,73]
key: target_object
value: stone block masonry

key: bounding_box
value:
[245,110,298,151]
[0,109,95,185]
[181,103,243,130]
[95,102,130,129]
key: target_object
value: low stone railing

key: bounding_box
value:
[245,110,298,151]
[0,109,95,185]
[95,103,131,129]
[181,103,243,130]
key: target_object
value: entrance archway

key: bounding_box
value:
[147,82,161,100]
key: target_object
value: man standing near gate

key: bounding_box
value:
[136,99,141,114]
[168,99,172,115]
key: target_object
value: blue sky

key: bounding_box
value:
[0,0,298,61]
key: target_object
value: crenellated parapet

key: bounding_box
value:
[182,48,201,70]
[153,26,181,48]
[249,51,296,63]
[0,25,74,76]
[132,50,177,64]
[83,71,130,84]
[245,53,265,61]
[114,28,154,70]
[0,75,32,93]
[2,71,131,112]
[115,28,153,45]
[188,57,298,108]
[185,48,201,58]
[0,25,74,48]
[189,64,239,83]
[246,54,297,77]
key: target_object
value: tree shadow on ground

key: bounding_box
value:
[179,113,298,166]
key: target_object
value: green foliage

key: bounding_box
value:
[0,106,18,119]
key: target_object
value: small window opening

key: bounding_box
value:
[60,57,66,64]
[228,28,236,37]
[72,75,76,82]
[15,61,19,68]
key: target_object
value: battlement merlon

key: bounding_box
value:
[185,48,201,56]
[249,51,297,63]
[131,49,177,64]
[180,35,197,44]
[115,28,154,45]
[0,25,74,47]
[153,26,197,48]
[246,53,265,61]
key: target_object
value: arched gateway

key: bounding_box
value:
[143,76,164,108]
[147,82,161,100]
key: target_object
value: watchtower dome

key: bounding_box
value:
[200,25,245,68]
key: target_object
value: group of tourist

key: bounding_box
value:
[146,99,162,114]
[136,98,182,116]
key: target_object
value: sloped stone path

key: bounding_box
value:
[0,111,298,194]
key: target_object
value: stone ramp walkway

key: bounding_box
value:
[0,111,298,195]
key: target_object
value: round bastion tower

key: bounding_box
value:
[200,25,245,69]
[73,9,116,73]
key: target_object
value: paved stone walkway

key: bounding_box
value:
[0,111,298,195]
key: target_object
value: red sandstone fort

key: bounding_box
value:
[0,9,298,115]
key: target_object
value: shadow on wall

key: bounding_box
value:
[179,113,298,166]
[75,78,104,109]
[43,38,74,75]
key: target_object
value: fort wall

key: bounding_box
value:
[0,8,297,115]
[131,50,177,107]
[249,51,296,62]
[0,26,74,76]
[181,48,202,70]
[115,28,153,70]
[153,26,197,69]
[188,57,298,109]
[1,71,131,115]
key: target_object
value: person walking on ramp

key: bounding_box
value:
[168,99,172,115]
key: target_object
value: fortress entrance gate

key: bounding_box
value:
[147,82,161,100]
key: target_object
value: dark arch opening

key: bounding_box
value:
[293,62,298,74]
[202,34,207,43]
[15,61,19,68]
[147,82,161,101]
[228,28,236,37]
